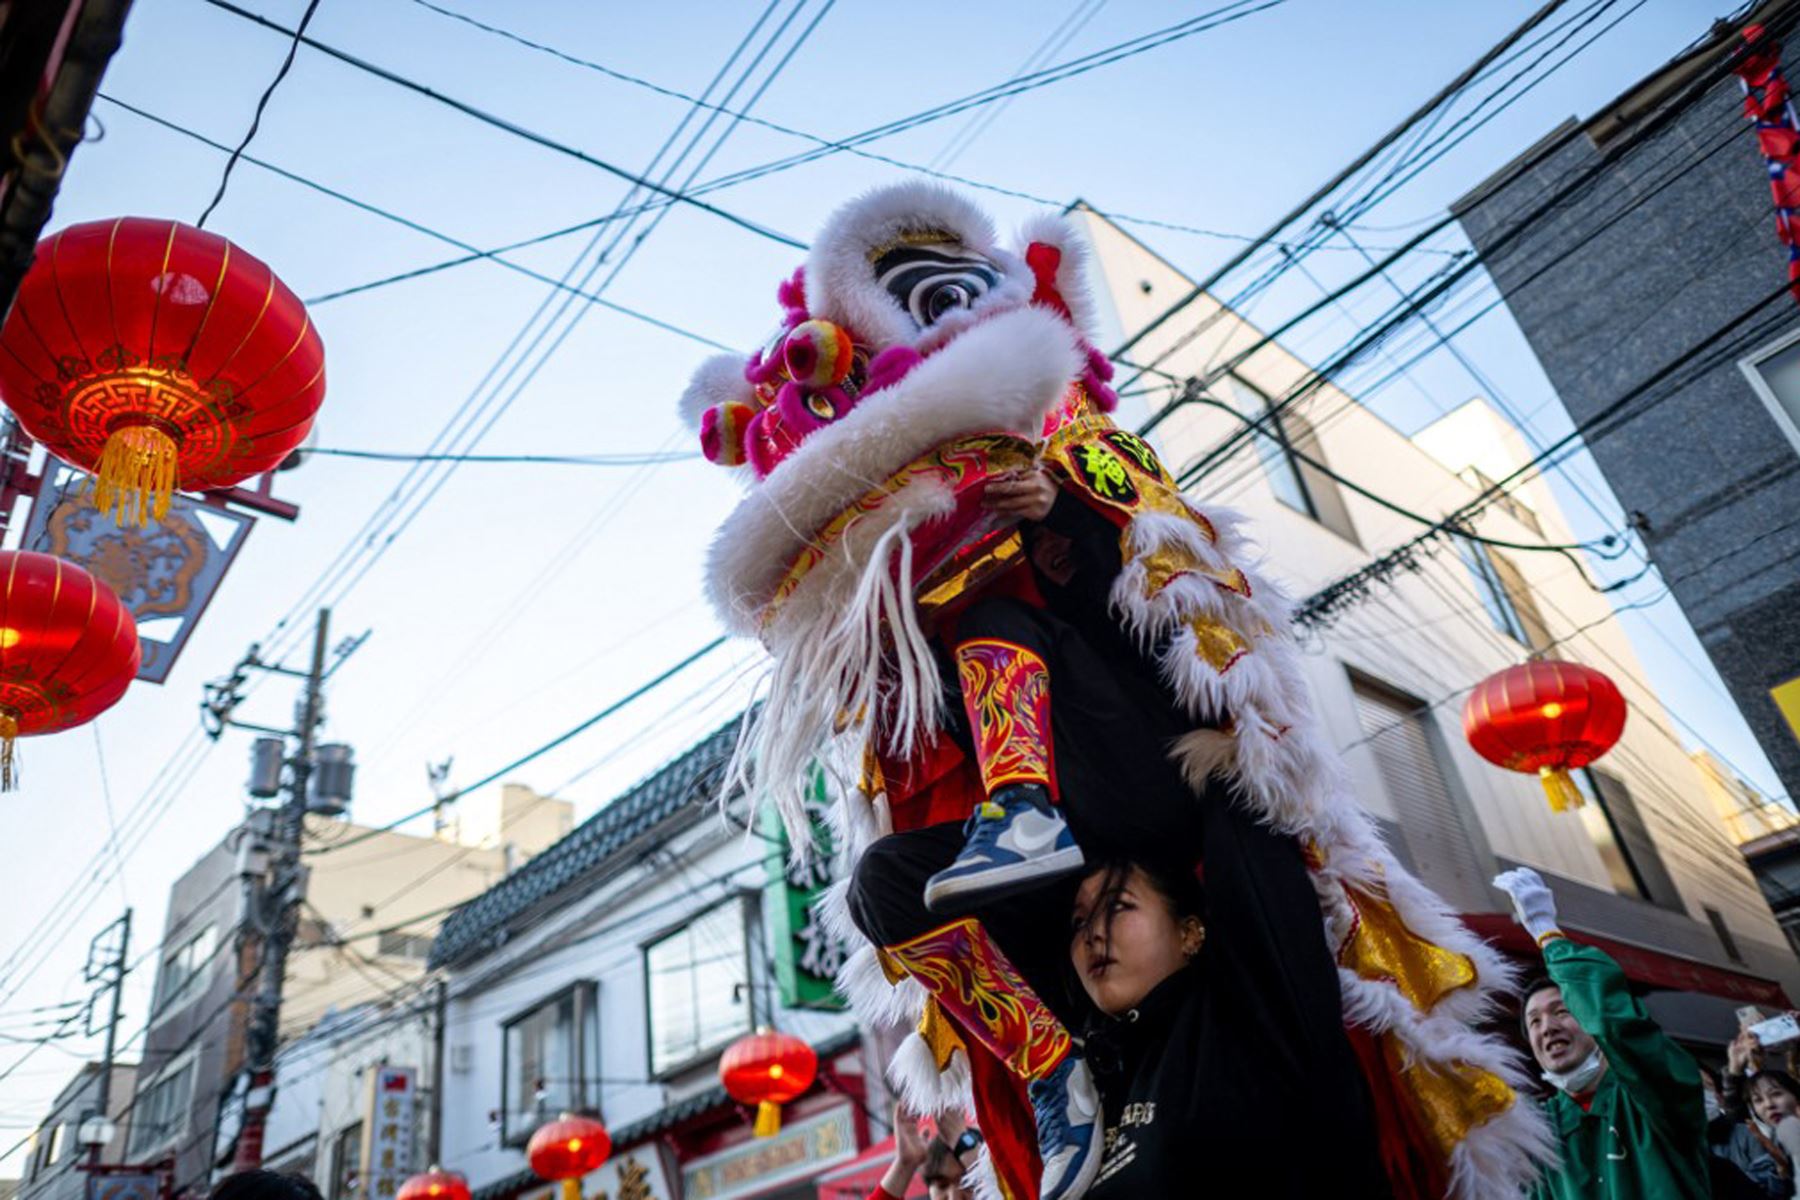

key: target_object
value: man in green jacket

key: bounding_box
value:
[1494,867,1711,1199]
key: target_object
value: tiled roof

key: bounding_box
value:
[465,1029,863,1200]
[429,715,742,970]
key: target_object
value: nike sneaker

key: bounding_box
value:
[923,783,1084,911]
[1030,1054,1104,1200]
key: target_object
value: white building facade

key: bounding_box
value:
[1072,204,1800,1034]
[433,720,877,1200]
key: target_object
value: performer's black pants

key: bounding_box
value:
[847,595,1387,1187]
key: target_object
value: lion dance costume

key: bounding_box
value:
[679,184,1551,1199]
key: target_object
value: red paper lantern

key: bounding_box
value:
[1462,660,1627,813]
[396,1170,470,1200]
[720,1029,816,1137]
[0,550,139,788]
[527,1113,610,1200]
[0,217,325,526]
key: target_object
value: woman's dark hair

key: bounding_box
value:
[209,1173,326,1200]
[1750,1068,1800,1108]
[1072,855,1206,946]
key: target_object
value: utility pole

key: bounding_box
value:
[203,607,365,1173]
[80,908,130,1168]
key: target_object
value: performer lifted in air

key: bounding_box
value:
[680,182,1551,1200]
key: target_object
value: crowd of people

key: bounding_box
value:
[207,858,1800,1200]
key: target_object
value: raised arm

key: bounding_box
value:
[1495,868,1706,1142]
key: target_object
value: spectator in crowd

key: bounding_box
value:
[871,1102,981,1200]
[1720,1030,1800,1199]
[209,1173,326,1200]
[1494,867,1711,1199]
[1703,1061,1782,1199]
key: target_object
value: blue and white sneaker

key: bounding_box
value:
[922,783,1085,912]
[1028,1054,1104,1200]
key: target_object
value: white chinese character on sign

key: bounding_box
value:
[795,902,847,980]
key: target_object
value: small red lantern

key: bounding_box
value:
[0,217,325,526]
[1463,659,1627,813]
[526,1113,610,1200]
[0,550,139,788]
[396,1170,470,1200]
[720,1029,817,1137]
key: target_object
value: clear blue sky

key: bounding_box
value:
[0,0,1765,1166]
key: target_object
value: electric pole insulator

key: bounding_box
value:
[248,737,284,798]
[309,743,355,816]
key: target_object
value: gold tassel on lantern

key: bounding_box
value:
[0,709,16,791]
[1539,766,1585,813]
[557,1179,580,1200]
[91,423,178,527]
[753,1100,781,1138]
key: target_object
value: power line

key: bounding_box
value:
[195,0,322,228]
[305,447,699,466]
[1110,0,1575,368]
[1294,277,1795,629]
[245,0,802,667]
[198,0,809,249]
[94,94,742,354]
[305,636,729,854]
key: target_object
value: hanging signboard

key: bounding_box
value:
[760,771,850,1010]
[24,462,253,683]
[358,1066,416,1200]
[682,1104,858,1200]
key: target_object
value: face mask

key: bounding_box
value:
[1542,1046,1606,1095]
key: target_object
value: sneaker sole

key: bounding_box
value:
[923,846,1087,912]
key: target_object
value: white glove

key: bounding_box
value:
[1493,867,1561,944]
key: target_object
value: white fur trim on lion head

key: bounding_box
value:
[807,181,1033,354]
[678,352,755,432]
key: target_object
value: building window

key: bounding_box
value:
[1455,537,1551,651]
[1707,905,1747,965]
[129,1054,196,1157]
[1349,674,1488,894]
[155,924,217,1014]
[644,899,753,1077]
[376,931,434,961]
[327,1121,362,1200]
[1220,374,1358,544]
[1574,768,1683,909]
[1739,327,1800,457]
[500,983,599,1144]
[1458,467,1543,535]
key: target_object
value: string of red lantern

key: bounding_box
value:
[0,550,140,790]
[1731,24,1800,305]
[0,217,326,526]
[396,1169,470,1200]
[1462,659,1627,813]
[719,1029,817,1138]
[526,1112,610,1200]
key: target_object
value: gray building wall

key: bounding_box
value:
[18,1063,136,1200]
[1455,47,1800,804]
[133,839,246,1198]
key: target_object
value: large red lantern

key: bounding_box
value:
[720,1029,817,1137]
[1462,660,1627,813]
[0,217,325,526]
[396,1170,470,1200]
[0,550,139,788]
[526,1113,610,1200]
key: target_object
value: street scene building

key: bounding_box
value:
[14,3,1800,1200]
[1455,13,1800,806]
